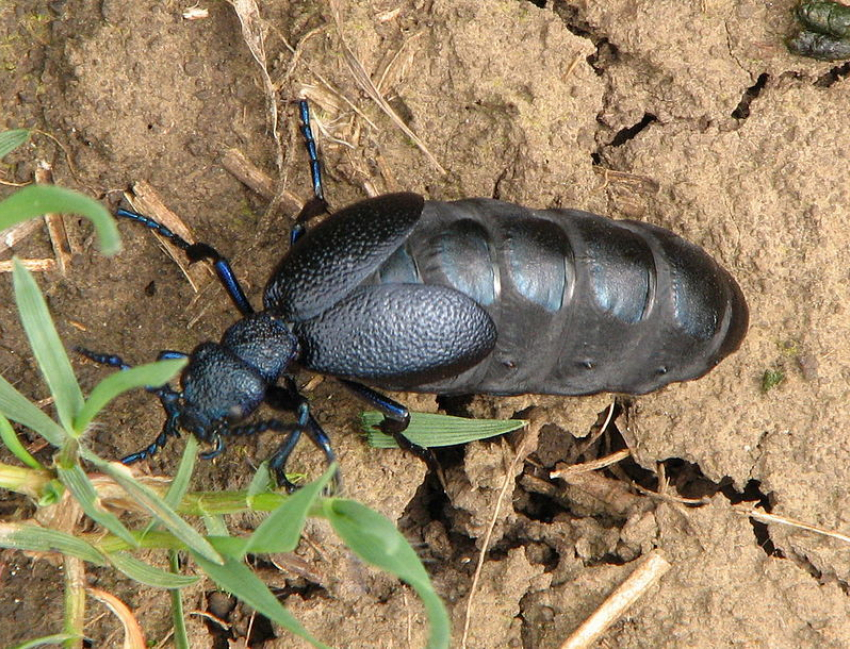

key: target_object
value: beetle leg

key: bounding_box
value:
[267,427,302,492]
[264,382,309,488]
[114,208,255,316]
[290,197,330,245]
[337,379,410,429]
[290,99,330,245]
[76,346,183,402]
[302,412,340,492]
[76,347,186,464]
[337,379,443,478]
[122,394,182,464]
[265,382,342,492]
[199,434,225,460]
[184,242,254,316]
[156,350,189,361]
[264,377,306,411]
[221,415,305,487]
[267,410,340,493]
[75,347,133,371]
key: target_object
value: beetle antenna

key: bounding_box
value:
[114,208,255,316]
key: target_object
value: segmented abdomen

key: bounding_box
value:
[368,198,748,396]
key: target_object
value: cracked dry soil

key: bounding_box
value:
[2,0,850,647]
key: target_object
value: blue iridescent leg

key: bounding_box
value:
[338,379,410,431]
[75,347,184,463]
[291,99,329,246]
[199,434,225,460]
[114,208,254,316]
[157,350,189,361]
[338,379,440,475]
[299,98,325,204]
[304,412,337,466]
[266,382,341,491]
[123,393,182,464]
[267,428,302,492]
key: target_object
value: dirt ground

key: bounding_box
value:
[2,0,850,646]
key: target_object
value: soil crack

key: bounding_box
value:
[731,73,770,120]
[816,61,850,87]
[591,112,658,165]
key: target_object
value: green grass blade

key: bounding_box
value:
[73,358,186,434]
[0,373,66,446]
[0,129,31,158]
[10,633,79,649]
[247,461,273,497]
[13,260,84,434]
[0,462,52,499]
[0,412,43,469]
[326,498,450,649]
[108,550,199,589]
[90,455,224,565]
[0,522,106,565]
[204,515,230,538]
[363,411,527,448]
[192,551,330,649]
[0,184,120,254]
[243,464,336,557]
[139,436,198,539]
[169,550,191,649]
[57,462,139,548]
[166,435,199,508]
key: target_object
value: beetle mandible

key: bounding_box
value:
[79,100,748,488]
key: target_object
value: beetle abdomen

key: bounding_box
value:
[369,198,748,396]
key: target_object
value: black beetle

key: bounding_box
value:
[80,101,748,488]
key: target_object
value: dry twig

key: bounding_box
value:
[560,550,672,649]
[632,482,711,507]
[0,259,55,273]
[551,449,631,478]
[735,508,850,546]
[461,434,533,648]
[226,0,282,174]
[328,0,446,175]
[88,587,147,648]
[0,219,42,254]
[554,470,644,517]
[220,148,303,213]
[124,181,214,291]
[35,164,73,275]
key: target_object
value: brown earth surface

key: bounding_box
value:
[2,0,850,647]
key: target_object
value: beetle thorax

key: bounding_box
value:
[178,314,298,436]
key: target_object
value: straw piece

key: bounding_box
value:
[0,219,42,254]
[329,0,447,175]
[551,449,631,478]
[0,258,56,272]
[560,550,672,649]
[125,181,213,291]
[35,165,73,275]
[736,507,850,546]
[220,148,303,214]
